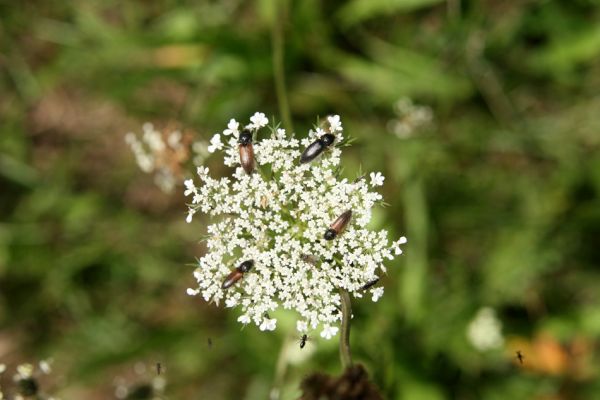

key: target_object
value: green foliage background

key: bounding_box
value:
[1,0,599,398]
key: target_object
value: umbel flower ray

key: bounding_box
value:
[185,113,406,338]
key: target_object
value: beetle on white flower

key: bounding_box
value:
[185,113,407,339]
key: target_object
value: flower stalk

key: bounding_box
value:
[339,288,353,368]
[271,0,293,134]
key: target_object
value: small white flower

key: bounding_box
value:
[167,131,182,148]
[196,166,209,176]
[183,179,196,196]
[39,359,52,374]
[238,314,251,324]
[0,363,6,374]
[275,128,286,139]
[186,209,196,223]
[260,317,277,331]
[327,115,342,132]
[207,133,224,153]
[225,297,239,308]
[16,364,33,379]
[369,172,385,187]
[223,119,240,136]
[467,307,504,351]
[186,288,199,295]
[371,287,384,302]
[392,236,407,255]
[320,324,339,340]
[296,320,308,332]
[250,112,269,129]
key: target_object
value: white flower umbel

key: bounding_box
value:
[125,123,208,193]
[185,113,407,338]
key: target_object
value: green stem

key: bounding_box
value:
[339,289,353,369]
[270,333,292,400]
[271,0,293,134]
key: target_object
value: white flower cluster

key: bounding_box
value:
[125,123,209,193]
[0,360,58,400]
[185,113,407,339]
[387,97,433,139]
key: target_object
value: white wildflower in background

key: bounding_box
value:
[387,97,433,139]
[185,113,407,338]
[114,362,166,400]
[38,359,53,375]
[125,123,208,193]
[207,133,223,153]
[0,361,61,400]
[467,307,505,351]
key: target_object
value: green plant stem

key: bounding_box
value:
[339,288,353,369]
[271,0,293,134]
[270,333,292,400]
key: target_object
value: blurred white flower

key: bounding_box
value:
[260,317,277,331]
[167,130,183,149]
[249,112,269,129]
[392,236,408,255]
[327,115,342,132]
[388,97,433,139]
[38,359,52,374]
[185,209,196,223]
[15,364,33,379]
[296,320,308,332]
[371,287,384,302]
[207,133,224,153]
[320,324,339,340]
[223,118,239,136]
[185,113,407,338]
[467,307,504,351]
[125,123,208,193]
[369,172,385,187]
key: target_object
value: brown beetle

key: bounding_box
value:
[221,259,254,289]
[238,129,255,174]
[324,210,352,240]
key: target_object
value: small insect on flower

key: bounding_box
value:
[324,210,352,240]
[301,253,319,266]
[221,259,254,289]
[360,277,380,291]
[156,363,161,375]
[300,133,335,163]
[238,128,255,174]
[298,334,311,349]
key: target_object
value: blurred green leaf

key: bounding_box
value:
[338,0,444,26]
